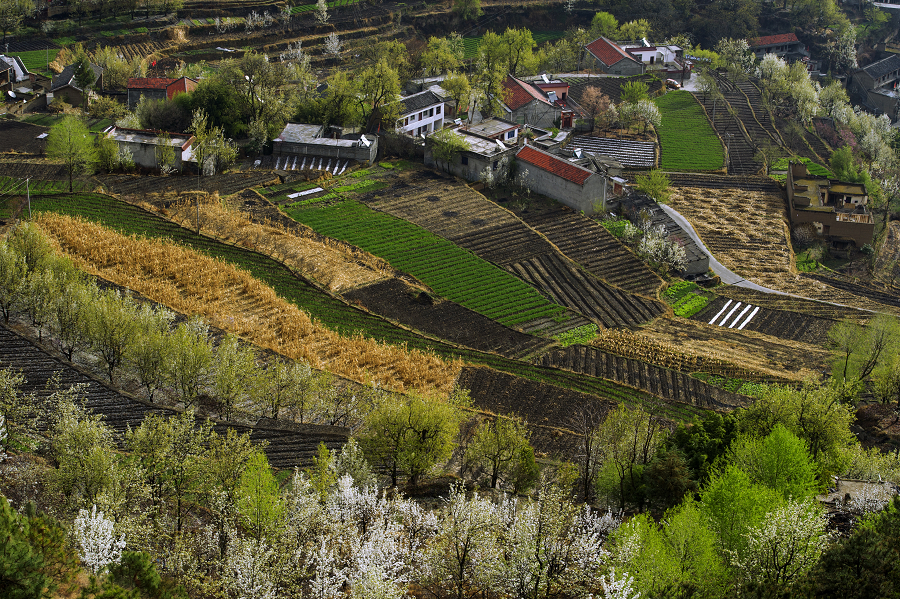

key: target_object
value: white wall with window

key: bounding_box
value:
[397,102,444,137]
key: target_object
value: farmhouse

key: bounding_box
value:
[396,89,444,137]
[748,33,807,60]
[127,76,198,108]
[273,123,377,166]
[50,62,103,108]
[0,55,30,92]
[585,37,645,76]
[515,144,608,213]
[786,161,874,247]
[617,39,691,78]
[849,54,900,121]
[424,118,518,181]
[106,127,195,171]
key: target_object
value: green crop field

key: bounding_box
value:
[286,199,567,327]
[7,49,59,75]
[24,192,698,418]
[771,156,833,178]
[654,91,724,171]
[291,0,357,13]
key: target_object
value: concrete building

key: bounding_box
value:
[618,39,691,78]
[515,144,608,213]
[273,123,377,165]
[424,118,518,181]
[786,161,874,247]
[127,76,197,108]
[396,89,444,137]
[49,62,103,108]
[499,74,562,129]
[106,127,195,171]
[0,55,30,92]
[849,54,900,121]
[585,37,645,75]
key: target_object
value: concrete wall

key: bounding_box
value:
[118,140,184,170]
[519,167,606,214]
[128,88,166,108]
[274,136,378,165]
[790,209,875,246]
[508,101,560,129]
[588,55,644,76]
[424,146,516,182]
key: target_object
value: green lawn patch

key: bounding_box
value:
[770,156,833,178]
[22,114,63,127]
[285,199,567,327]
[654,91,724,171]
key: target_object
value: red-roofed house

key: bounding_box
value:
[585,37,645,76]
[748,33,806,60]
[497,74,560,129]
[516,144,607,213]
[127,77,197,108]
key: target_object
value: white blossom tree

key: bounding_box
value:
[316,0,328,24]
[72,505,126,574]
[325,33,342,58]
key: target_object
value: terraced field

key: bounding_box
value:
[694,93,762,175]
[507,253,664,328]
[694,297,832,344]
[285,198,568,328]
[536,345,748,410]
[520,208,663,297]
[716,286,870,321]
[365,170,665,329]
[654,91,724,171]
[101,172,278,199]
[568,137,656,168]
[0,323,348,467]
[26,192,689,416]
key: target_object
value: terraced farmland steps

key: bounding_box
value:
[0,322,349,468]
[518,208,664,297]
[694,93,762,176]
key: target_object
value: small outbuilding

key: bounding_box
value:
[50,62,103,108]
[127,76,198,108]
[106,126,195,171]
[273,123,378,165]
[515,144,608,213]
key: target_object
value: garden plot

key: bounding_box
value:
[101,171,278,198]
[0,323,348,468]
[568,137,656,168]
[285,198,568,328]
[654,91,724,171]
[520,208,663,297]
[694,297,831,346]
[537,345,748,411]
[365,170,665,328]
[668,186,900,314]
[507,253,665,328]
[0,122,48,155]
[343,279,555,360]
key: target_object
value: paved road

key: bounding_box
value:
[661,204,789,295]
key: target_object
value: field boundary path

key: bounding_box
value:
[0,322,349,468]
[536,345,749,410]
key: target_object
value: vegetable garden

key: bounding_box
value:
[285,199,567,328]
[654,91,724,171]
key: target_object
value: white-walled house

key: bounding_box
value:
[397,90,444,137]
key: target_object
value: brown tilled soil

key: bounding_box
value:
[343,278,554,360]
[855,403,900,452]
[640,317,831,382]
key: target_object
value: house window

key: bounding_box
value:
[492,161,498,171]
[462,155,468,165]
[507,130,515,139]
[436,105,441,114]
[650,56,655,64]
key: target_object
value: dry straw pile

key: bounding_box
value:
[35,213,463,396]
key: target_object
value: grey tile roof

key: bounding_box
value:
[0,58,11,73]
[862,54,900,81]
[399,90,443,115]
[51,63,102,92]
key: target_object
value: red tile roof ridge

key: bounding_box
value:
[516,144,594,186]
[127,77,176,89]
[749,33,799,47]
[586,36,637,67]
[502,74,553,110]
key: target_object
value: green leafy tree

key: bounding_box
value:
[500,27,537,76]
[0,0,33,43]
[429,127,470,173]
[23,504,80,595]
[643,448,697,512]
[0,241,26,324]
[126,304,174,402]
[85,289,139,384]
[307,442,337,501]
[166,318,213,408]
[213,334,257,420]
[635,169,671,204]
[442,71,472,119]
[726,425,820,501]
[421,35,464,76]
[620,80,649,104]
[237,451,283,540]
[618,19,652,41]
[46,116,98,193]
[590,11,619,39]
[465,414,536,490]
[356,59,402,132]
[667,410,737,485]
[51,274,96,361]
[360,394,461,487]
[452,0,481,21]
[73,57,97,113]
[0,368,36,452]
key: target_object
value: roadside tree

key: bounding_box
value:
[46,116,98,193]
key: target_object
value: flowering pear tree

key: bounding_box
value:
[72,505,126,574]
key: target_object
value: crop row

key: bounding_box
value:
[285,200,565,326]
[0,176,92,195]
[291,0,357,13]
[8,49,59,74]
[654,91,724,171]
[28,193,704,420]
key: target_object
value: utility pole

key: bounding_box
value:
[26,178,30,218]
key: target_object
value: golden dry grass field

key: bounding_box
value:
[35,213,463,396]
[668,186,900,314]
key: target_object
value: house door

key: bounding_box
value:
[562,114,572,128]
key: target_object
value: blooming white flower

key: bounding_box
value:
[72,505,126,574]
